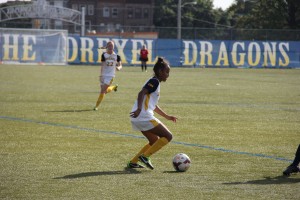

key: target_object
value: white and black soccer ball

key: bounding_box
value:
[172,153,191,172]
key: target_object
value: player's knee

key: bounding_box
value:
[166,133,173,142]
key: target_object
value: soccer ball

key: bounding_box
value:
[172,153,191,172]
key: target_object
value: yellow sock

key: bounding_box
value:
[143,137,169,157]
[95,93,105,108]
[130,144,151,163]
[106,85,115,93]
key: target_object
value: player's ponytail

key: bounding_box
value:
[153,57,169,77]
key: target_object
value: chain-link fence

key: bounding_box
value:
[57,23,300,41]
[103,26,300,41]
[1,21,300,41]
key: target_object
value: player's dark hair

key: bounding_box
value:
[153,57,169,77]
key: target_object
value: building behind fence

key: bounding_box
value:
[1,22,300,41]
[1,0,300,41]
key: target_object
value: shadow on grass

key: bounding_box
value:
[46,109,93,113]
[163,171,186,174]
[223,175,300,185]
[54,168,142,179]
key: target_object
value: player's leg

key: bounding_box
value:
[142,60,147,71]
[127,120,159,168]
[139,123,173,169]
[94,84,109,110]
[292,144,300,165]
[127,128,158,169]
[107,84,118,93]
[106,77,117,93]
[141,59,144,71]
[142,123,172,156]
[283,144,300,176]
[127,143,152,168]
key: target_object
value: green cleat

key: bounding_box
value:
[138,155,154,170]
[127,161,145,169]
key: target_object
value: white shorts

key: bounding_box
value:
[131,118,162,131]
[100,76,114,86]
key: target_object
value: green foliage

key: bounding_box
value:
[0,65,299,199]
[0,1,32,29]
[154,1,217,28]
[228,0,300,29]
[154,0,300,39]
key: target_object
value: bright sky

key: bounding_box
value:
[0,0,29,3]
[213,0,235,10]
[0,0,235,10]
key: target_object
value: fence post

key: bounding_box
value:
[81,7,85,36]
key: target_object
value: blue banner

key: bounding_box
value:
[67,36,300,68]
[0,31,67,65]
[1,33,300,68]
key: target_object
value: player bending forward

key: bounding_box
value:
[128,57,177,169]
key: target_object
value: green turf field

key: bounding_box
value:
[0,65,299,199]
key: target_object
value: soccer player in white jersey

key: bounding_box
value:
[128,57,178,169]
[94,41,122,111]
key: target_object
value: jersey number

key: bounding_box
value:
[106,61,115,67]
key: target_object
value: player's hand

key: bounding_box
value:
[130,109,141,118]
[116,63,122,71]
[167,115,177,123]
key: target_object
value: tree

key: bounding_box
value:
[152,0,300,40]
[153,0,222,39]
[228,0,300,29]
[0,1,32,29]
[286,0,300,29]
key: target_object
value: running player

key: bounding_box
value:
[127,57,177,169]
[94,41,122,111]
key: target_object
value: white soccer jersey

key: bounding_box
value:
[101,52,121,77]
[131,77,160,121]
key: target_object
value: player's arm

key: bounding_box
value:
[116,61,122,71]
[116,55,122,71]
[100,53,106,74]
[130,88,148,118]
[154,106,177,122]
